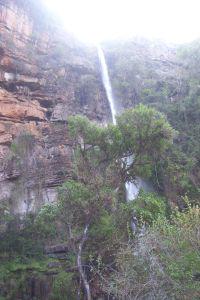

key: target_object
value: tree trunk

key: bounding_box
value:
[77,223,91,300]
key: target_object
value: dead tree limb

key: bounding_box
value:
[77,223,91,300]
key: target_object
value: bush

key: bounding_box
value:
[52,272,76,300]
[133,191,167,225]
[103,204,200,299]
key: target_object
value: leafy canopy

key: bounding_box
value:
[68,104,176,182]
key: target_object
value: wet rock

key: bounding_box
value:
[0,0,110,213]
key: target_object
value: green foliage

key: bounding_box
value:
[0,257,53,277]
[103,204,200,299]
[0,256,60,300]
[90,210,115,241]
[153,205,200,298]
[116,104,176,180]
[0,203,11,226]
[68,105,175,184]
[52,272,76,300]
[114,191,167,240]
[35,203,59,239]
[0,214,44,258]
[58,180,103,227]
[133,191,167,225]
[157,93,200,202]
[0,108,184,299]
[117,104,175,156]
[68,115,105,146]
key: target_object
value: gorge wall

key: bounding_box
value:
[0,0,110,214]
[0,0,199,214]
[103,39,200,204]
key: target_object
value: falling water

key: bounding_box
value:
[124,156,141,201]
[97,45,117,125]
[97,45,140,201]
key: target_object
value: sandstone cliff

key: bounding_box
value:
[1,1,199,214]
[0,0,110,213]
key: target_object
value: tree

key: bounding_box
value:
[57,116,117,299]
[61,106,175,298]
[35,105,175,299]
[116,104,176,182]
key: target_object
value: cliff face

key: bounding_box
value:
[103,39,200,204]
[1,1,199,214]
[103,39,186,111]
[0,0,110,213]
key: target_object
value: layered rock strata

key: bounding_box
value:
[0,0,109,213]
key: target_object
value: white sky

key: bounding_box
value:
[43,0,200,44]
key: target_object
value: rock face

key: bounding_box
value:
[103,38,186,112]
[103,39,200,204]
[2,2,197,213]
[0,0,110,213]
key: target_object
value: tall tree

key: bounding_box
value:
[37,105,175,299]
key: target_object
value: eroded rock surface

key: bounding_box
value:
[0,0,110,213]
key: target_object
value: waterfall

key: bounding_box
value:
[97,45,117,125]
[124,156,141,201]
[97,45,140,201]
[125,179,141,201]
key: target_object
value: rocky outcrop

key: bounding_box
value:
[0,0,110,213]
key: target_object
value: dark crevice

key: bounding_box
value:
[46,110,53,120]
[37,99,54,108]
